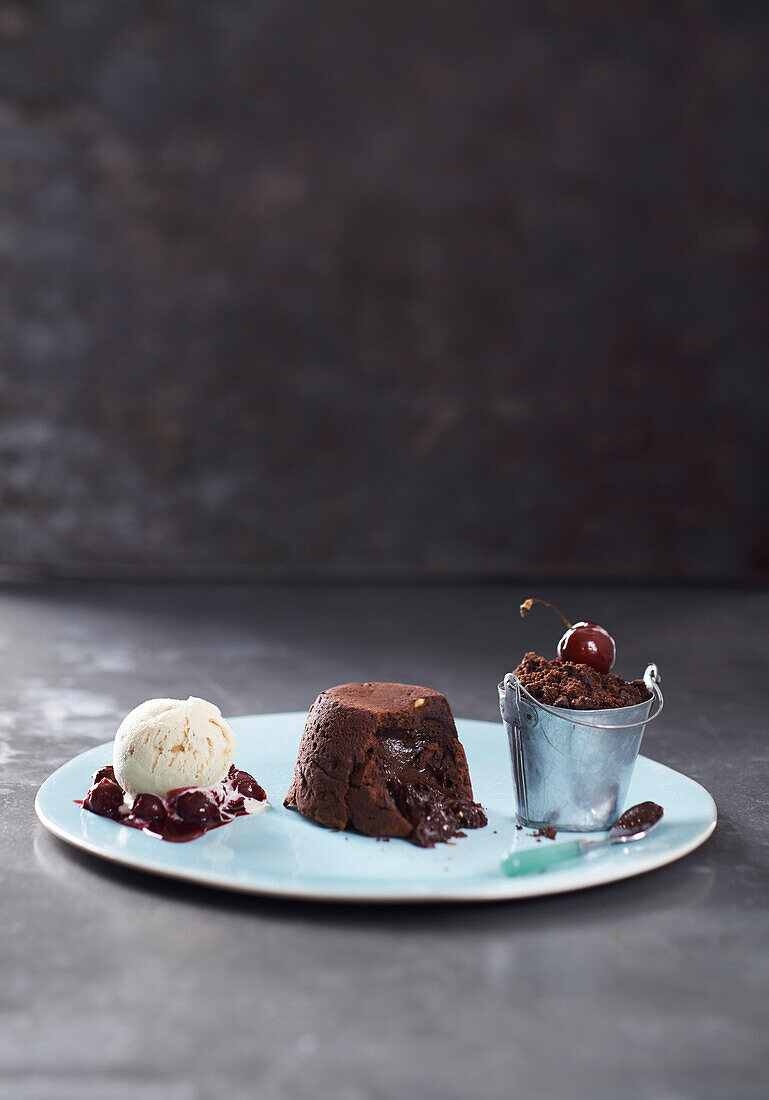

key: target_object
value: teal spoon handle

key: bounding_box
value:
[501,840,587,877]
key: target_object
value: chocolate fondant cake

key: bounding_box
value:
[284,682,487,847]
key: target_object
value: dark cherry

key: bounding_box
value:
[132,793,167,823]
[81,764,265,842]
[520,598,616,674]
[83,778,123,817]
[172,790,221,825]
[92,765,116,784]
[557,620,616,674]
[230,767,266,801]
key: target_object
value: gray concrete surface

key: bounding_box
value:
[1,582,767,1099]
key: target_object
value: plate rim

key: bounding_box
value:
[34,713,718,905]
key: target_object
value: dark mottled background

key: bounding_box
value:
[1,1,767,579]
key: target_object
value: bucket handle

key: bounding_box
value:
[502,663,663,730]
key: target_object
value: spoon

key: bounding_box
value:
[501,801,664,877]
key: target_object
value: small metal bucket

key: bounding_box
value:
[498,664,664,831]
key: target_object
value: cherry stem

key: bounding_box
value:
[519,598,573,631]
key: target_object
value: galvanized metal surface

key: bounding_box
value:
[499,667,661,830]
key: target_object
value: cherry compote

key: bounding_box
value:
[79,764,268,842]
[82,777,124,817]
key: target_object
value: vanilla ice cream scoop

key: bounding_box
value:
[113,697,236,802]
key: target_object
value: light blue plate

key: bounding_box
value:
[35,713,716,903]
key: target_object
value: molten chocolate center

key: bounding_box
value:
[378,732,487,847]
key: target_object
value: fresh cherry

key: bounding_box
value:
[519,598,616,674]
[83,778,123,817]
[557,621,616,673]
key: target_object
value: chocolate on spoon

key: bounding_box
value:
[501,801,664,877]
[613,800,664,836]
[520,597,616,674]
